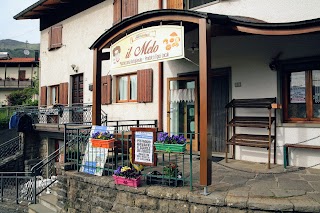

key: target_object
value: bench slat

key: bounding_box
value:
[284,144,320,149]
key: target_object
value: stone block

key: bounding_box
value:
[134,194,158,210]
[114,192,135,207]
[208,206,219,213]
[168,200,189,213]
[91,195,114,210]
[95,186,117,200]
[190,204,207,213]
[248,197,293,211]
[188,191,227,206]
[124,206,143,213]
[289,195,320,212]
[158,199,169,212]
[219,207,247,213]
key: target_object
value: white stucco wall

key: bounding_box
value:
[40,0,159,106]
[40,1,114,105]
[196,0,320,22]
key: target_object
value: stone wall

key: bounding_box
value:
[58,172,271,213]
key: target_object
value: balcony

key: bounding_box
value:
[0,79,32,88]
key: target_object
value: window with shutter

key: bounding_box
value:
[50,85,59,105]
[116,73,137,103]
[122,0,138,19]
[137,69,153,103]
[48,25,63,50]
[40,86,47,106]
[167,0,184,9]
[113,0,121,24]
[59,82,69,105]
[102,75,112,105]
[113,0,138,24]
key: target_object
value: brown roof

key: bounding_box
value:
[0,58,38,63]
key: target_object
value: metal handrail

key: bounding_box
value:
[0,136,23,162]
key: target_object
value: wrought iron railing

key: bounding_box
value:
[0,172,36,204]
[0,136,23,167]
[105,119,158,131]
[64,123,194,190]
[0,79,33,88]
[14,104,93,125]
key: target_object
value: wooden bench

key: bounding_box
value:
[283,144,320,169]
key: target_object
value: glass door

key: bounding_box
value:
[167,77,198,151]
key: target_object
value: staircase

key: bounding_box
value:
[0,135,23,168]
[28,188,61,213]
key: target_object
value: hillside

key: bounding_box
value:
[0,39,40,58]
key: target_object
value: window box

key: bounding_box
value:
[112,175,141,187]
[154,142,186,153]
[91,138,115,149]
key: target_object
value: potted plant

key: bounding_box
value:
[91,131,115,148]
[113,166,141,187]
[154,132,186,153]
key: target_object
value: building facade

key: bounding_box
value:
[0,55,39,105]
[15,0,320,181]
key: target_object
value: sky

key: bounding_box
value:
[0,0,40,44]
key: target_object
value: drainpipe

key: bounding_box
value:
[157,0,163,131]
[158,0,163,9]
[158,62,163,131]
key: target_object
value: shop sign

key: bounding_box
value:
[110,25,184,69]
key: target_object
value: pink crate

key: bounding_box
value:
[113,175,141,187]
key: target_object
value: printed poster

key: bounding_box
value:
[80,125,111,176]
[134,131,153,164]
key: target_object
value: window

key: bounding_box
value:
[187,0,218,9]
[113,0,138,24]
[167,0,218,9]
[18,70,26,80]
[117,74,137,102]
[48,25,63,50]
[283,69,320,122]
[50,85,59,105]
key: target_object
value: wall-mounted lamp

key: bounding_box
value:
[71,64,79,72]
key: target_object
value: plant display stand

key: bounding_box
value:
[225,98,277,169]
[91,138,115,148]
[113,175,141,187]
[154,142,186,153]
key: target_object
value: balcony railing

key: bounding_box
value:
[15,104,93,125]
[0,79,33,88]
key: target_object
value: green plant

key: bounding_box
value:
[0,112,9,129]
[114,166,140,179]
[157,132,186,144]
[163,163,179,177]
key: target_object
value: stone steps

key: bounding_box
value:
[28,192,62,213]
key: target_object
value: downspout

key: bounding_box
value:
[158,0,163,131]
[158,62,163,131]
[158,0,163,9]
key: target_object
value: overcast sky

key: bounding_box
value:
[0,0,40,44]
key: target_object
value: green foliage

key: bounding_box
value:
[6,89,32,106]
[0,112,9,130]
[0,39,40,58]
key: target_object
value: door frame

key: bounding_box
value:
[167,76,199,151]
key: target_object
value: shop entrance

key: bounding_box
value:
[209,69,230,152]
[167,77,198,151]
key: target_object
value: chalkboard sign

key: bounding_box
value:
[131,127,157,166]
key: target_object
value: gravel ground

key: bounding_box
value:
[0,202,28,213]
